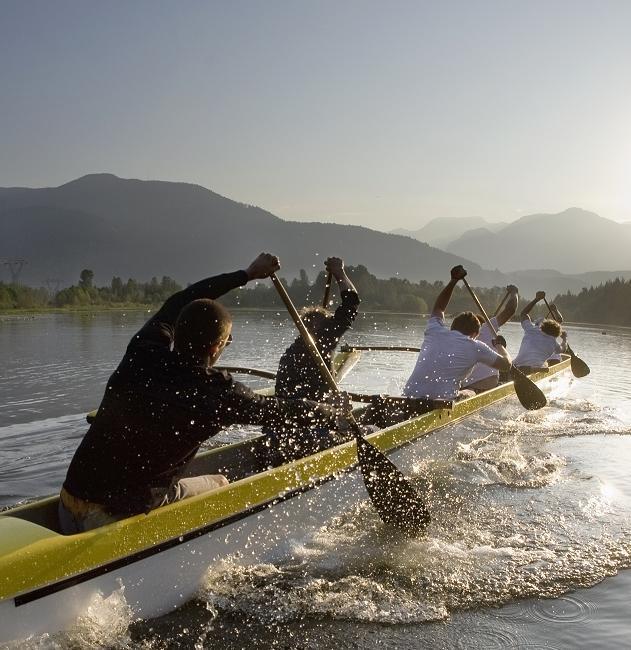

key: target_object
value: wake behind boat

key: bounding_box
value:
[0,356,571,643]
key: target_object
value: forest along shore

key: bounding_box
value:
[2,264,630,327]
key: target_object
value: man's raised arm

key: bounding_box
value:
[131,253,280,347]
[496,285,519,327]
[326,257,358,296]
[519,290,545,323]
[431,265,467,318]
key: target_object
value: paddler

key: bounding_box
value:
[536,302,567,365]
[59,253,350,534]
[462,284,519,392]
[512,291,563,372]
[403,265,512,401]
[267,256,359,461]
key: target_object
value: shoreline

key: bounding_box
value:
[1,305,629,331]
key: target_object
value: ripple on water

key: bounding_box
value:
[454,627,530,649]
[527,594,597,624]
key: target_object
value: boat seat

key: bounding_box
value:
[0,517,60,556]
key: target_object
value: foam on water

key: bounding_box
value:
[187,434,631,630]
[182,386,631,631]
[4,586,135,650]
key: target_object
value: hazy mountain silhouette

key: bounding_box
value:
[2,176,628,296]
[392,217,506,249]
[1,174,501,287]
[446,208,631,274]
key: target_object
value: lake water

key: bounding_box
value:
[1,309,631,649]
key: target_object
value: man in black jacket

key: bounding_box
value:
[59,253,344,534]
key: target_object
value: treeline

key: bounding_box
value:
[227,268,631,325]
[221,265,510,315]
[552,278,631,326]
[2,266,630,326]
[0,270,182,310]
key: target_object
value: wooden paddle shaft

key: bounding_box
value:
[322,271,333,308]
[342,345,421,353]
[543,297,557,321]
[217,364,382,403]
[462,278,498,336]
[272,274,340,395]
[216,366,277,380]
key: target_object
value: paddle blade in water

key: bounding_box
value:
[356,434,430,537]
[510,366,547,410]
[568,346,590,378]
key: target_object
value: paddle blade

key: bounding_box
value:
[567,346,590,378]
[510,366,547,410]
[356,434,430,537]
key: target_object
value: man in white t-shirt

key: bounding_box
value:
[462,284,519,393]
[535,303,567,365]
[513,291,563,371]
[403,266,512,401]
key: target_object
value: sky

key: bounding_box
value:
[1,1,630,230]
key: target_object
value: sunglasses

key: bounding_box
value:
[224,333,233,346]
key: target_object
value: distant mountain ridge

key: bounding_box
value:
[445,207,631,274]
[392,216,506,249]
[1,175,629,296]
[0,174,499,287]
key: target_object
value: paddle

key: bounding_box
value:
[271,273,430,536]
[543,298,590,378]
[461,278,547,410]
[221,362,432,405]
[341,345,422,353]
[221,365,427,404]
[322,271,333,308]
[216,366,277,380]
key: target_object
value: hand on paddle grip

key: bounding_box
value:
[450,265,467,281]
[324,257,345,278]
[535,290,546,301]
[506,284,519,294]
[492,335,507,348]
[246,253,281,280]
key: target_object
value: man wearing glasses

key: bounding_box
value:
[59,253,344,534]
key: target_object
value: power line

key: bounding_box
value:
[43,277,60,294]
[2,259,28,284]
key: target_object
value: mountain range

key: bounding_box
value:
[392,217,506,249]
[394,208,631,275]
[0,174,498,287]
[1,174,629,297]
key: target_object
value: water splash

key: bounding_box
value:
[6,585,136,650]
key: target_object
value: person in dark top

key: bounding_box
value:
[268,257,359,462]
[59,253,345,534]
